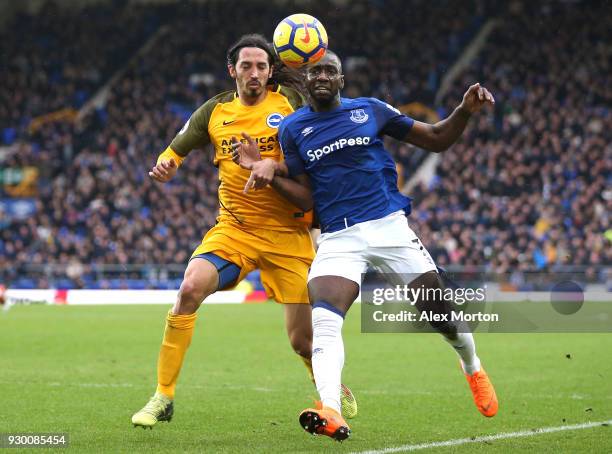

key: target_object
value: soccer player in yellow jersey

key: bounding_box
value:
[131,34,356,428]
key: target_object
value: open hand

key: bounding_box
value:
[231,132,261,170]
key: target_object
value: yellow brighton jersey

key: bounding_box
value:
[167,85,310,231]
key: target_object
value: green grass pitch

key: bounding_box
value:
[1,303,611,453]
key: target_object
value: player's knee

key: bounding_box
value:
[308,278,357,314]
[175,279,211,314]
[439,325,458,341]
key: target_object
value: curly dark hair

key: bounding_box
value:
[226,33,273,67]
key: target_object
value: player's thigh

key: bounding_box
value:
[190,252,243,291]
[309,225,369,286]
[370,218,437,284]
[309,250,368,287]
[259,256,310,304]
[370,222,456,335]
[191,222,258,288]
[308,228,367,313]
[373,245,437,284]
[258,229,314,304]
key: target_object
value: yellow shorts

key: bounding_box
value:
[191,221,315,304]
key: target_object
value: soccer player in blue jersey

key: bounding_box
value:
[232,51,497,441]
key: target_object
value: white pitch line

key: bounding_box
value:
[352,420,612,454]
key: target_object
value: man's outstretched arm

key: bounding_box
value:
[149,98,215,183]
[404,83,495,153]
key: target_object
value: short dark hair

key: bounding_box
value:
[226,34,275,67]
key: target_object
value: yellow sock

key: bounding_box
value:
[301,356,315,384]
[156,310,197,399]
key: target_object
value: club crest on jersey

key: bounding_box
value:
[301,126,314,137]
[349,109,369,124]
[266,113,284,128]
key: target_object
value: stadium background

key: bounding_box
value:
[1,0,608,292]
[1,1,611,452]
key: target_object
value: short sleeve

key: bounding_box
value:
[369,98,415,141]
[278,120,305,177]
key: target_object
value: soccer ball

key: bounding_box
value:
[273,14,328,68]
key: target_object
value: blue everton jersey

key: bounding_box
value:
[279,97,415,233]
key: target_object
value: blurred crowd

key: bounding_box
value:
[0,1,166,141]
[410,1,611,278]
[0,0,608,288]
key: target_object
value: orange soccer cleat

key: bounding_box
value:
[299,401,351,441]
[465,366,498,417]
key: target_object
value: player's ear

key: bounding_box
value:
[339,75,345,90]
[268,64,274,79]
[228,64,237,79]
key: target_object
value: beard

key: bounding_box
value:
[243,80,264,99]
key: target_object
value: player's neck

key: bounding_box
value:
[237,87,268,107]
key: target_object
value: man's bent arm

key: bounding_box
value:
[270,173,313,212]
[245,159,313,211]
